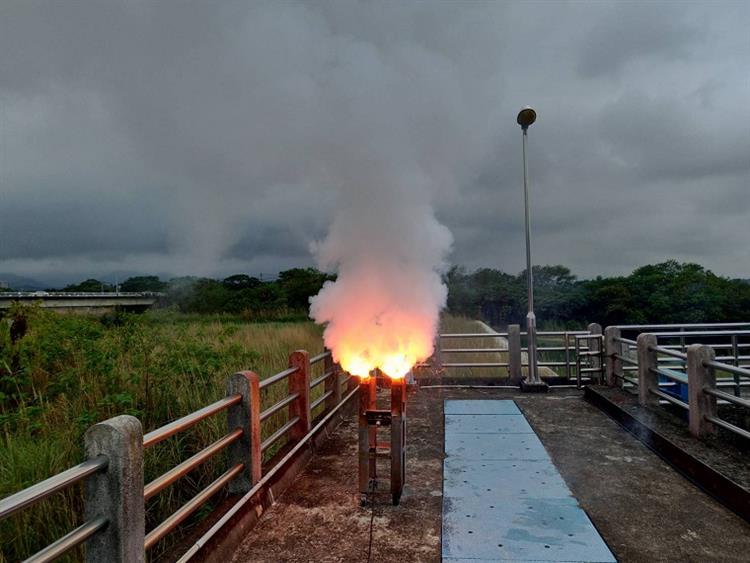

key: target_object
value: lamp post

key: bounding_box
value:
[517,107,548,392]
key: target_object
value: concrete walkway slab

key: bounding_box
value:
[442,399,616,563]
[445,414,534,434]
[445,432,549,461]
[443,459,571,499]
[446,400,521,415]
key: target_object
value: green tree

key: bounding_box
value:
[222,274,262,290]
[277,268,334,310]
[62,279,113,292]
[120,275,167,293]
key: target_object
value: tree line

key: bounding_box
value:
[447,261,750,328]
[55,269,335,319]
[4,261,748,326]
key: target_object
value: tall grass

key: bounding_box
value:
[0,307,325,562]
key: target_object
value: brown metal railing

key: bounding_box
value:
[142,348,351,555]
[0,346,356,563]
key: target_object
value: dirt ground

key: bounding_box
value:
[229,386,750,563]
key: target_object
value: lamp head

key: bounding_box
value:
[517,106,537,130]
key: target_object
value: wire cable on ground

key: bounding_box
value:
[366,480,376,563]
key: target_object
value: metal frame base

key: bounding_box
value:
[358,375,406,505]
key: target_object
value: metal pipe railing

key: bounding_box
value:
[616,331,750,442]
[144,463,245,550]
[143,395,241,448]
[440,332,508,338]
[441,362,509,368]
[309,351,330,365]
[660,343,750,350]
[261,416,301,452]
[25,517,108,563]
[704,387,750,409]
[441,347,508,353]
[0,456,108,520]
[144,429,243,501]
[311,390,333,411]
[616,322,750,330]
[649,344,688,361]
[651,388,689,410]
[4,344,355,562]
[259,393,300,423]
[310,371,332,389]
[649,366,688,385]
[175,385,359,563]
[259,366,298,389]
[647,330,750,338]
[434,327,604,384]
[703,360,750,379]
[614,354,639,366]
[704,415,750,440]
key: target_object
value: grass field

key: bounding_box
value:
[0,307,326,562]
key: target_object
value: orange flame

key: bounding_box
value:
[310,260,445,381]
[318,302,436,380]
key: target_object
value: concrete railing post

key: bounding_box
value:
[587,323,603,383]
[324,350,341,411]
[289,350,312,441]
[227,371,262,492]
[84,415,144,563]
[687,344,717,438]
[508,324,522,385]
[637,333,659,408]
[604,326,621,387]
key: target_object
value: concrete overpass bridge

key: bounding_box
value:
[0,292,161,314]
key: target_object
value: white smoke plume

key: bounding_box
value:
[310,170,453,377]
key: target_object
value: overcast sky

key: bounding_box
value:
[1,0,748,286]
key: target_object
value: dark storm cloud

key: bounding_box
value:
[0,0,748,285]
[577,2,700,78]
[0,190,168,260]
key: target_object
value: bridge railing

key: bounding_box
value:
[0,456,112,562]
[603,327,750,441]
[605,327,750,392]
[0,348,356,562]
[423,324,602,386]
[0,291,165,298]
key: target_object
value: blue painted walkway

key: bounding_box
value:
[442,400,616,562]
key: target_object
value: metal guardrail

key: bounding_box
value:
[143,395,242,448]
[0,348,354,562]
[424,324,602,386]
[574,333,604,388]
[615,322,750,331]
[0,458,110,562]
[701,360,750,440]
[606,326,750,391]
[0,291,165,298]
[604,326,750,441]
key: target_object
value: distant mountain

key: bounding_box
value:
[0,273,48,291]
